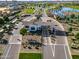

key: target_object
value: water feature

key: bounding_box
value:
[52,7,79,17]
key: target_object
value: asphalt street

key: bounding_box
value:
[41,17,72,59]
[1,35,22,59]
[1,44,21,59]
[41,9,72,59]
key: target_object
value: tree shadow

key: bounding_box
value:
[0,39,8,44]
[54,29,67,36]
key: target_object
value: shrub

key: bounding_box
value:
[20,28,28,36]
[75,32,79,39]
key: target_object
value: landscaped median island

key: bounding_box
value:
[20,24,42,59]
[19,53,42,59]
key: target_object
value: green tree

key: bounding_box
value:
[20,28,28,36]
[16,14,20,19]
[70,20,73,23]
[75,32,79,39]
[66,17,70,21]
[0,18,4,25]
[68,27,72,33]
[77,15,79,19]
[70,14,75,19]
[66,16,72,23]
[37,15,41,20]
[56,16,62,20]
[77,15,79,21]
[3,15,10,22]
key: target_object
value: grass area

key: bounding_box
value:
[19,53,42,59]
[66,6,79,10]
[48,3,79,10]
[72,55,79,59]
[62,3,79,10]
[0,48,3,53]
[0,46,4,53]
[23,8,34,14]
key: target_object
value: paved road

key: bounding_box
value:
[42,17,72,59]
[12,22,24,35]
[1,16,35,59]
[1,44,21,59]
[41,9,72,59]
[1,34,22,59]
[42,26,54,59]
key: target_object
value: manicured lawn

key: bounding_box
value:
[23,8,34,14]
[72,55,79,59]
[67,6,79,10]
[19,53,42,59]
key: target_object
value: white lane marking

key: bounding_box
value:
[60,24,72,59]
[48,37,55,57]
[4,45,12,59]
[50,44,54,57]
[64,46,67,59]
[15,35,22,59]
[48,37,55,56]
[64,35,72,59]
[43,37,48,45]
[4,36,12,59]
[17,44,21,59]
[53,44,55,56]
[44,37,54,57]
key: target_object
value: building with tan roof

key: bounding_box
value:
[0,7,10,14]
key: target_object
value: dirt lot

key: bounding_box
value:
[21,35,42,53]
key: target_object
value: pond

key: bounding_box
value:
[52,7,79,17]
